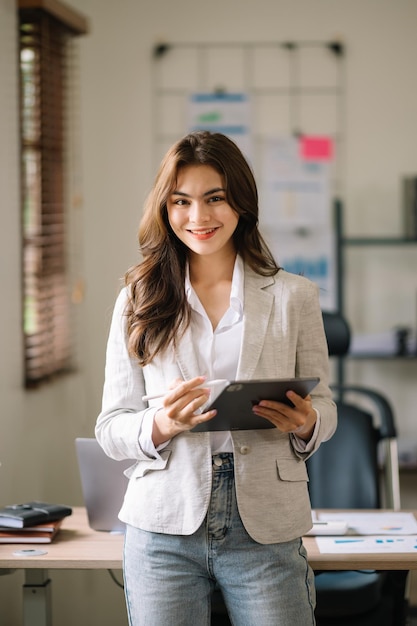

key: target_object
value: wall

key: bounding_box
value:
[1,0,417,624]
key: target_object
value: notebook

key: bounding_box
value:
[75,437,132,533]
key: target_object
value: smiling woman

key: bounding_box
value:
[125,131,279,367]
[95,130,337,626]
[166,164,240,330]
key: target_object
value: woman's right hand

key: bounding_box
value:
[152,376,217,446]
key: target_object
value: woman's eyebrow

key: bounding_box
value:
[171,187,226,197]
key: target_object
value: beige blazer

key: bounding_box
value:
[96,267,337,544]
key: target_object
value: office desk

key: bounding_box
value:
[1,508,417,626]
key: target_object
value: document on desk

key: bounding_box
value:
[316,535,417,554]
[312,512,417,554]
[312,511,417,535]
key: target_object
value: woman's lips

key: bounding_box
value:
[187,227,218,239]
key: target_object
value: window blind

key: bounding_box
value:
[19,2,88,386]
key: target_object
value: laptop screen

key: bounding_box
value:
[75,438,132,533]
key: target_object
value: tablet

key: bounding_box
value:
[191,376,320,432]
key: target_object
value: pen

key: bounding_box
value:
[142,379,227,402]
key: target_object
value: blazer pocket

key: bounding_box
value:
[124,449,172,479]
[276,458,309,482]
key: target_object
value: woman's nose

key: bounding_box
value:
[189,201,210,222]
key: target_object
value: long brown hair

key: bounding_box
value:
[125,131,279,365]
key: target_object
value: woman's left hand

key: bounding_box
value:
[251,392,317,441]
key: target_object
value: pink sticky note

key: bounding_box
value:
[300,136,333,161]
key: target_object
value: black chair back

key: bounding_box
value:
[307,404,380,509]
[322,311,351,357]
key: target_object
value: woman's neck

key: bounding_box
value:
[189,250,237,287]
[189,251,237,330]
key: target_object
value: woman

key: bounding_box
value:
[96,131,337,625]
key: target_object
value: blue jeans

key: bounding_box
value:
[123,453,316,625]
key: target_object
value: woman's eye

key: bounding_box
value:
[208,195,223,203]
[174,198,188,206]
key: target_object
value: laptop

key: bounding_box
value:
[75,437,133,533]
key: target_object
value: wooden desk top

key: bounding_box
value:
[0,508,123,570]
[1,508,417,571]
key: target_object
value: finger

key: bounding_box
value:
[165,376,207,403]
[188,408,218,429]
[164,386,211,421]
[168,378,184,391]
[252,403,302,432]
[176,376,207,394]
[164,401,216,434]
[255,399,293,417]
[286,391,312,410]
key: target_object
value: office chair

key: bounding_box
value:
[306,311,407,626]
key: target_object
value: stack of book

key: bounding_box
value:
[0,501,72,544]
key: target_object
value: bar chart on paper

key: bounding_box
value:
[313,511,417,554]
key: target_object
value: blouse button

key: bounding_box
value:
[239,445,251,455]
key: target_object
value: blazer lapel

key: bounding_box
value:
[236,268,278,380]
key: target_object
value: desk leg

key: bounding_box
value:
[389,570,409,626]
[23,570,52,626]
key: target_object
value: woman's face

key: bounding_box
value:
[167,164,239,261]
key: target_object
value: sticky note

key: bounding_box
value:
[300,136,333,161]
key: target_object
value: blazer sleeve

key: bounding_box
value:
[95,288,156,462]
[292,279,337,456]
